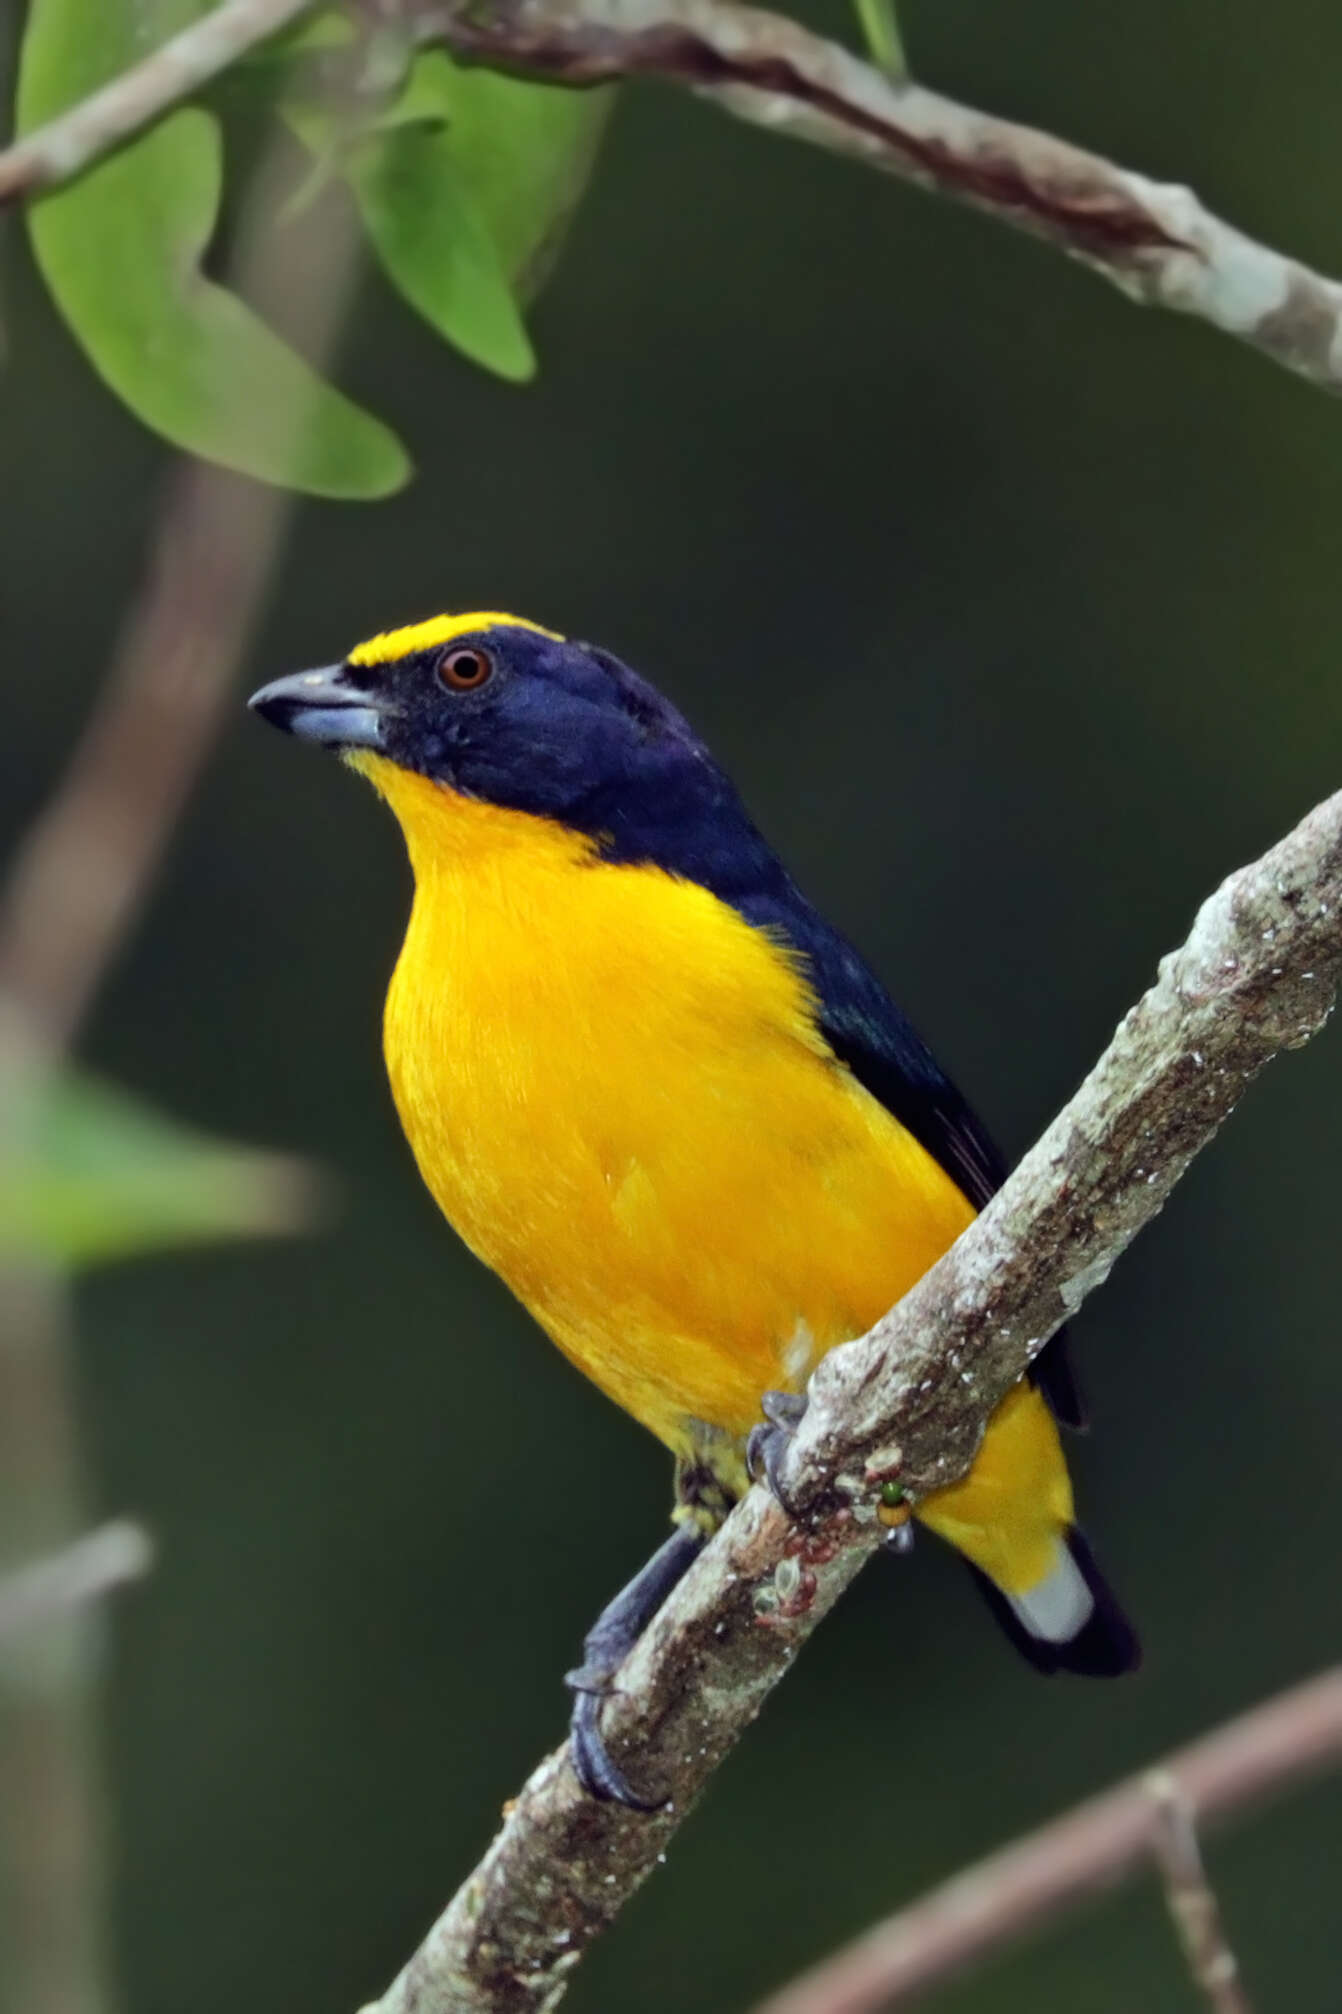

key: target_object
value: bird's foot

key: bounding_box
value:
[566,1683,664,1810]
[747,1395,918,1558]
[745,1388,808,1515]
[564,1523,704,1809]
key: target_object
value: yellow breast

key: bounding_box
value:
[355,756,977,1467]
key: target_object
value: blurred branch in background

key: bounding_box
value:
[0,1523,154,1652]
[0,122,361,2014]
[1147,1772,1252,2014]
[0,139,363,1054]
[0,449,303,1056]
[359,786,1342,2014]
[753,1668,1342,2014]
[5,0,1342,397]
[0,1267,102,2014]
[0,1516,151,2013]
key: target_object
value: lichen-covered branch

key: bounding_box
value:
[4,0,1342,399]
[407,0,1342,395]
[360,787,1342,2014]
[781,785,1341,1509]
[750,1667,1340,2014]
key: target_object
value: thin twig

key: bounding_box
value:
[1147,1771,1254,2014]
[360,790,1342,2014]
[0,1522,155,1649]
[0,0,313,201]
[750,1671,1338,2014]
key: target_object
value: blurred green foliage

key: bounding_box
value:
[15,2,610,490]
[0,1071,316,1269]
[2,1,1341,2013]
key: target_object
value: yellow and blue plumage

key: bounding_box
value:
[250,610,1138,1802]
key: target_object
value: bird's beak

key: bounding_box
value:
[247,666,385,751]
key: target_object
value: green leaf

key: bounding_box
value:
[341,106,538,383]
[17,0,409,498]
[287,50,611,380]
[850,0,906,77]
[402,54,612,303]
[0,1071,319,1270]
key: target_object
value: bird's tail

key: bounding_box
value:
[967,1526,1141,1676]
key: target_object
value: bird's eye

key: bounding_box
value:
[437,645,494,692]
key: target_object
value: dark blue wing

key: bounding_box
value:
[734,883,1085,1431]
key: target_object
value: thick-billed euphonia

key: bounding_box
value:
[250,611,1138,1806]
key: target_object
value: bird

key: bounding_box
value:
[249,609,1139,1805]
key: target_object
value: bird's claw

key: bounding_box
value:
[565,1676,667,1811]
[746,1388,808,1515]
[562,1523,703,1809]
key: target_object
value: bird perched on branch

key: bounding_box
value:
[250,611,1139,1806]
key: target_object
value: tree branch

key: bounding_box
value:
[7,0,1342,398]
[0,0,313,202]
[0,1521,154,1648]
[357,786,1342,2014]
[750,1669,1339,2014]
[1147,1771,1253,2014]
[410,0,1342,395]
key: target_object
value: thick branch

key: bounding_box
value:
[0,132,362,1057]
[409,0,1342,395]
[361,787,1342,2014]
[3,0,1342,398]
[750,1668,1340,2014]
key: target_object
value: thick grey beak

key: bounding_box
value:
[247,666,384,751]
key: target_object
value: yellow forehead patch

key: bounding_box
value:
[347,610,562,668]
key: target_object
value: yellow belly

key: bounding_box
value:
[364,759,1069,1589]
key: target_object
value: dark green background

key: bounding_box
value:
[3,2,1340,2009]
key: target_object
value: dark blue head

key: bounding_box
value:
[248,610,786,898]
